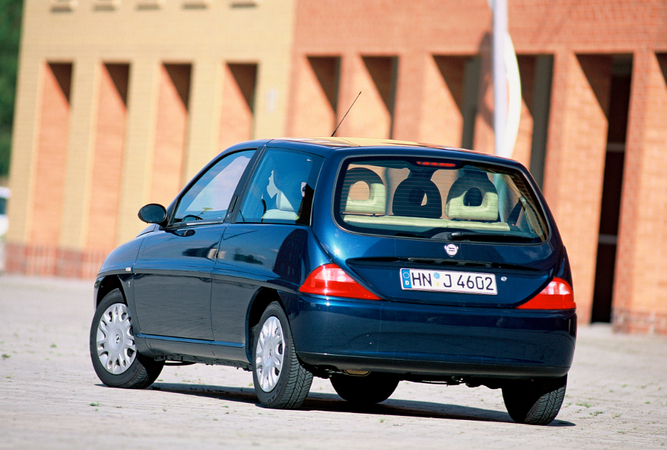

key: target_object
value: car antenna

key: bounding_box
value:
[331,91,361,137]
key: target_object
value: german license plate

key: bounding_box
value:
[400,268,497,295]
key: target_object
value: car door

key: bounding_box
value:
[132,149,256,341]
[210,148,323,350]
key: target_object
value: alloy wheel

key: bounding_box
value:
[95,303,137,374]
[255,316,285,392]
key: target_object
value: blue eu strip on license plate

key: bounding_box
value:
[400,268,497,295]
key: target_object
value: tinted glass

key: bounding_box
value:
[174,150,254,225]
[334,157,549,243]
[239,148,323,225]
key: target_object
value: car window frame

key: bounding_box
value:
[164,147,262,230]
[227,145,324,227]
[330,154,552,244]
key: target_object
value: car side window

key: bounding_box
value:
[173,150,255,225]
[238,149,323,225]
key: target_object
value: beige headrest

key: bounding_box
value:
[343,168,386,215]
[445,172,499,221]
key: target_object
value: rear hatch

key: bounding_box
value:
[344,238,557,307]
[317,152,562,308]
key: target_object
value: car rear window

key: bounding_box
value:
[333,157,549,243]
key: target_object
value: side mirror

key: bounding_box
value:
[138,203,167,225]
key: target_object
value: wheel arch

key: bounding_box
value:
[245,287,294,362]
[95,275,125,308]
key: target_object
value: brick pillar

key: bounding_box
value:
[86,63,129,254]
[288,56,339,137]
[60,59,97,253]
[219,63,257,151]
[150,63,191,206]
[542,52,611,324]
[392,52,424,142]
[184,57,224,181]
[15,62,74,276]
[116,59,158,246]
[336,54,394,139]
[614,51,667,335]
[418,55,466,147]
[31,64,71,244]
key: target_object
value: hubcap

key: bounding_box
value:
[96,303,137,374]
[255,316,285,392]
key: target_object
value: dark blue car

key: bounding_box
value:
[89,138,576,425]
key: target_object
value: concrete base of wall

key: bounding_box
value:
[613,308,667,336]
[4,242,107,280]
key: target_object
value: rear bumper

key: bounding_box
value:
[288,294,576,380]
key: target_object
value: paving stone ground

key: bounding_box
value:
[1,274,666,449]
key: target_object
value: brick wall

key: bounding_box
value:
[150,64,190,207]
[86,63,128,252]
[419,56,465,147]
[614,50,667,334]
[289,57,338,137]
[513,56,536,168]
[4,242,106,280]
[30,63,71,246]
[543,52,611,325]
[219,64,256,151]
[7,0,667,335]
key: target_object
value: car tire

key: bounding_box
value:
[252,302,313,409]
[330,373,399,404]
[502,376,567,425]
[89,288,163,389]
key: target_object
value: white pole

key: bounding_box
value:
[504,33,522,158]
[492,0,508,157]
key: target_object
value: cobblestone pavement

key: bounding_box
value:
[1,275,666,449]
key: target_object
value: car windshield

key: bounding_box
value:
[333,157,549,243]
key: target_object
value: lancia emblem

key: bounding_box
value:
[445,244,459,256]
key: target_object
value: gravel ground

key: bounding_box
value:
[1,274,666,449]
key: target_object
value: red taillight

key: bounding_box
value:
[517,278,576,310]
[299,264,380,300]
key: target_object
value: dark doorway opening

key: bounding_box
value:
[591,56,632,323]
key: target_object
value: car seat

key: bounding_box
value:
[262,171,304,221]
[342,168,386,216]
[445,170,499,221]
[392,177,442,219]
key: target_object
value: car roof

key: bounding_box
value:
[221,137,525,171]
[269,137,452,152]
[263,137,523,167]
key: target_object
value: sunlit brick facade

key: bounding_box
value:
[6,0,667,334]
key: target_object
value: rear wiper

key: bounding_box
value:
[449,231,537,243]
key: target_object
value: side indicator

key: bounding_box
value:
[517,278,576,310]
[299,264,380,300]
